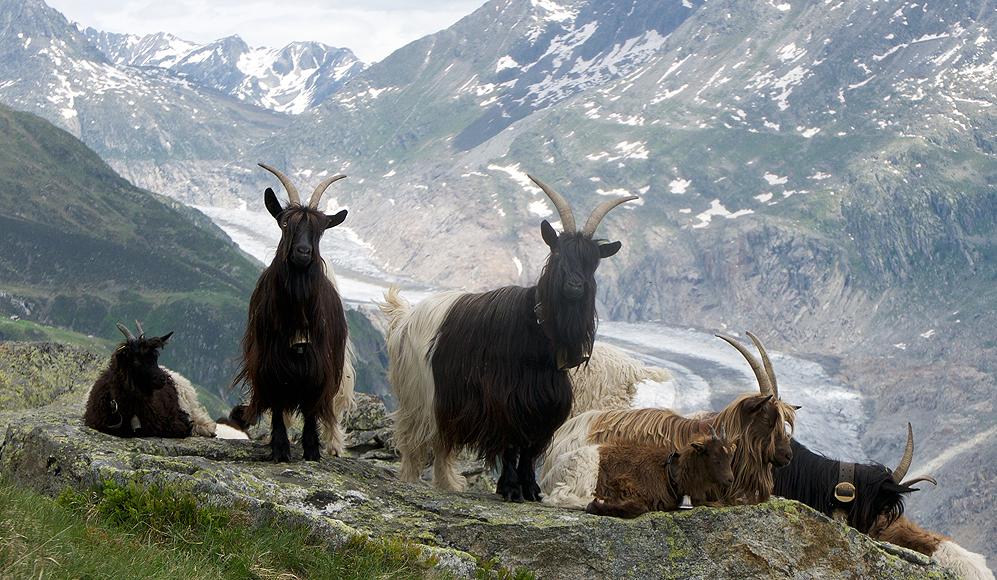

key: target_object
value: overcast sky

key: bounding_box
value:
[46,0,488,62]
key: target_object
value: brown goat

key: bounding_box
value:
[585,432,736,518]
[541,332,798,506]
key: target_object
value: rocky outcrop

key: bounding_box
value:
[0,369,953,579]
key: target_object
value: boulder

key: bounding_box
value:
[0,399,953,579]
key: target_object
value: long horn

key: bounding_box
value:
[258,162,301,205]
[745,331,778,399]
[900,475,938,488]
[308,174,347,209]
[716,333,774,396]
[893,423,915,483]
[116,322,135,341]
[134,319,145,338]
[581,195,639,237]
[528,174,577,232]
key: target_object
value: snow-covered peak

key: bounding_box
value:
[81,29,363,115]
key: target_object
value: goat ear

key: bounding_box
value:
[599,241,622,258]
[264,187,284,220]
[326,209,348,229]
[541,220,559,249]
[747,394,774,414]
[159,331,174,344]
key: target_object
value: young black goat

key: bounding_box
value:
[381,176,636,500]
[84,322,215,438]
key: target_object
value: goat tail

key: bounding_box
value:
[379,286,411,333]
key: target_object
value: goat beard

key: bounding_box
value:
[536,276,596,370]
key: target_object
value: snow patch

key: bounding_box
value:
[692,200,754,229]
[669,179,691,194]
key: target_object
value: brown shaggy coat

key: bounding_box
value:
[586,435,735,518]
[586,394,795,504]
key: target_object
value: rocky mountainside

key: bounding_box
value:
[83,29,363,114]
[0,365,957,579]
[0,0,290,204]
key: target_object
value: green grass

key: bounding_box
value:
[0,478,438,579]
[0,318,115,352]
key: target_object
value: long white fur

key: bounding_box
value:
[568,343,670,417]
[539,411,602,500]
[381,287,466,490]
[541,444,602,509]
[214,423,250,440]
[933,541,995,580]
[167,369,218,438]
[325,340,356,456]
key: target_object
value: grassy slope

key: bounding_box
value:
[0,478,436,579]
[0,103,390,403]
[0,103,258,401]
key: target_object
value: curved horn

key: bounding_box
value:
[528,174,577,232]
[308,174,347,209]
[893,422,915,483]
[715,333,774,396]
[581,195,639,237]
[116,322,135,341]
[745,331,778,399]
[258,163,301,205]
[134,319,145,338]
[900,475,938,488]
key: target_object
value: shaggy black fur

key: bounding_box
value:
[83,332,193,438]
[432,226,622,501]
[233,188,349,462]
[774,439,915,533]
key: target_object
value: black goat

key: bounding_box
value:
[233,163,352,462]
[84,322,196,438]
[773,424,936,533]
[381,176,637,501]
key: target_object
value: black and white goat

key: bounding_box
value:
[775,425,992,579]
[83,322,233,439]
[380,176,636,500]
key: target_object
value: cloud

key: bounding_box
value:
[46,0,488,62]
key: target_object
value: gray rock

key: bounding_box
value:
[0,399,954,579]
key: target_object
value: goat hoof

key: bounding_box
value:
[497,483,524,502]
[269,443,291,463]
[522,482,542,502]
[303,448,321,462]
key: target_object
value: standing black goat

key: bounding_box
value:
[233,163,353,462]
[380,175,637,501]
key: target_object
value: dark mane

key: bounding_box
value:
[433,285,573,464]
[774,439,907,533]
